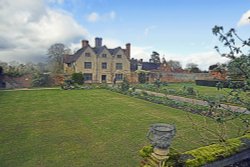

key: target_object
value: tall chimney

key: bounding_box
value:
[95,37,102,47]
[82,40,89,48]
[126,43,131,59]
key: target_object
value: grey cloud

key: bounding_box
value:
[0,0,89,63]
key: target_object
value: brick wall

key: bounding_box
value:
[129,71,214,83]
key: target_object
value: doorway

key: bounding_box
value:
[101,75,106,82]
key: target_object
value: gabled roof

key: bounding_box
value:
[93,45,110,55]
[108,47,124,55]
[64,45,126,64]
[63,46,89,64]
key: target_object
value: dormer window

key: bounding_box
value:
[117,55,122,58]
[85,52,91,57]
[102,54,107,58]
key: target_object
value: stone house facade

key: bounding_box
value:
[63,38,131,83]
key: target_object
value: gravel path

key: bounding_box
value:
[2,87,249,114]
[0,87,60,91]
[135,89,250,114]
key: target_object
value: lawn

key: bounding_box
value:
[0,89,244,167]
[165,82,248,96]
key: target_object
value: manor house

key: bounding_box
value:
[63,37,131,83]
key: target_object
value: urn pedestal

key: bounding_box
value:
[146,123,176,167]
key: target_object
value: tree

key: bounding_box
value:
[150,51,161,63]
[166,60,182,70]
[213,26,250,82]
[47,43,70,74]
[227,55,250,80]
[186,26,250,144]
[186,63,201,73]
[200,25,250,141]
[32,73,51,87]
[162,57,167,64]
[209,63,219,71]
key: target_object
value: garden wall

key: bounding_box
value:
[0,74,32,89]
[129,72,214,83]
[160,72,213,83]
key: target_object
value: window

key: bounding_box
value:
[85,52,91,57]
[117,55,122,58]
[84,62,92,69]
[102,62,107,69]
[83,73,92,81]
[116,63,123,70]
[102,54,107,58]
[115,74,123,81]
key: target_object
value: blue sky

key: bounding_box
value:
[0,0,249,69]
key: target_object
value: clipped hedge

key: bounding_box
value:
[139,134,250,167]
[180,134,250,167]
[195,80,246,89]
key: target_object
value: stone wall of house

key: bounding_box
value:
[67,47,130,84]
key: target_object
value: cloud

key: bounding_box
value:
[87,12,100,22]
[109,11,116,20]
[48,0,64,4]
[97,38,228,71]
[131,46,152,61]
[0,0,89,63]
[144,26,157,36]
[86,11,116,22]
[237,10,250,26]
[163,51,229,70]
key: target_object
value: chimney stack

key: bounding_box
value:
[82,40,89,48]
[95,37,102,47]
[126,43,131,59]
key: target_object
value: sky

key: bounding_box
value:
[0,0,249,70]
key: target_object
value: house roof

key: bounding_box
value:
[108,47,123,55]
[141,62,160,71]
[93,45,108,55]
[63,46,88,63]
[64,45,126,64]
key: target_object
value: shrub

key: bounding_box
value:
[32,73,51,87]
[138,73,147,84]
[154,79,161,88]
[139,145,153,158]
[121,77,130,92]
[71,72,84,85]
[182,86,196,95]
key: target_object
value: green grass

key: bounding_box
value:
[165,83,232,96]
[164,83,249,102]
[0,89,245,167]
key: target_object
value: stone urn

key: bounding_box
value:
[147,123,176,158]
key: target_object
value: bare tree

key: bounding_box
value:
[47,43,71,73]
[166,60,182,70]
[186,63,201,73]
